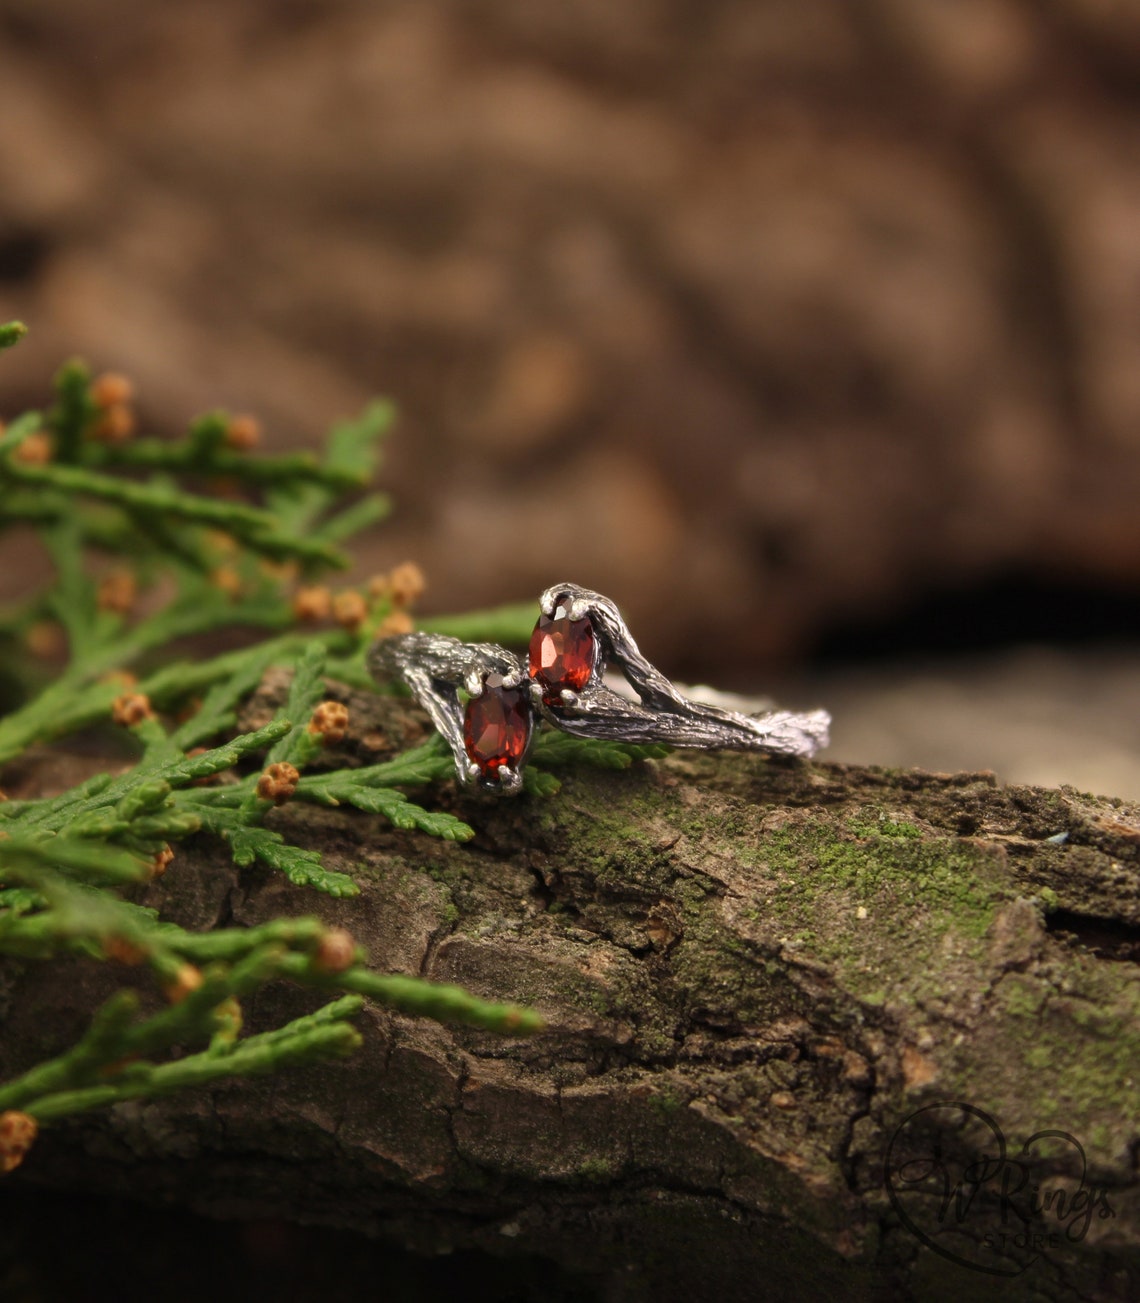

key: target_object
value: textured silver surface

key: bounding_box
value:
[370,585,830,795]
[533,583,830,758]
[367,631,530,793]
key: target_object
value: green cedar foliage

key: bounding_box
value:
[0,326,663,1162]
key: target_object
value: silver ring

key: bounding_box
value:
[368,584,829,794]
[367,632,532,793]
[528,583,830,757]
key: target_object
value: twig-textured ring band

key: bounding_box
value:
[528,583,830,757]
[369,584,830,793]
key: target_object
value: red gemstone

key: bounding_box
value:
[528,601,598,704]
[463,673,532,779]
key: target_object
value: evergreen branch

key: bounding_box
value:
[163,916,328,963]
[523,766,563,796]
[0,492,58,525]
[264,643,327,767]
[309,782,474,841]
[284,959,545,1035]
[47,360,94,465]
[7,773,117,830]
[140,629,352,710]
[421,601,537,647]
[0,411,43,456]
[0,321,27,351]
[25,1017,363,1123]
[0,872,155,960]
[224,826,360,898]
[267,400,394,535]
[89,440,371,491]
[150,719,293,789]
[0,836,148,888]
[307,736,454,790]
[323,400,394,482]
[289,736,473,840]
[39,517,98,652]
[0,888,43,915]
[310,493,392,544]
[319,655,376,690]
[0,358,562,1156]
[0,990,141,1111]
[168,645,284,750]
[532,730,670,770]
[118,511,221,576]
[3,460,347,568]
[0,676,126,772]
[0,622,334,769]
[229,994,363,1052]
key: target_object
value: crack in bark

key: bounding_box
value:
[1045,909,1140,964]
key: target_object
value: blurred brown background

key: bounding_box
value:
[1,0,1139,791]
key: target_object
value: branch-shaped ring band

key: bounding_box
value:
[527,583,830,757]
[368,584,830,794]
[367,632,532,793]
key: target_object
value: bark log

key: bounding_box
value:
[2,682,1139,1302]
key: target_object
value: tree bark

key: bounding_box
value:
[2,682,1139,1303]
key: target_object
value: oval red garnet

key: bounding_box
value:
[463,674,532,780]
[528,601,598,704]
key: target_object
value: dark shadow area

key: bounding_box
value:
[810,571,1140,668]
[0,226,50,285]
[0,1187,601,1303]
[1045,908,1140,965]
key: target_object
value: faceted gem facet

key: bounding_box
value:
[528,601,598,704]
[463,673,532,780]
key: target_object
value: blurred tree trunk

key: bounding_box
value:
[7,2,1140,677]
